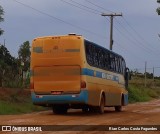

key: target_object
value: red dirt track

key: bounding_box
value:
[0,99,160,134]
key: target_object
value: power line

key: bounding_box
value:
[103,17,158,57]
[68,0,155,56]
[70,0,102,14]
[114,18,160,55]
[85,0,115,13]
[11,0,158,62]
[61,0,157,56]
[114,40,145,62]
[82,0,160,57]
[60,0,99,15]
[12,0,107,40]
[71,0,158,58]
[81,0,157,56]
[105,18,154,56]
[122,17,159,52]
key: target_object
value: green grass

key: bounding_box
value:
[0,100,44,115]
[128,84,160,103]
[0,88,45,115]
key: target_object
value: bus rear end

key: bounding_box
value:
[30,35,88,113]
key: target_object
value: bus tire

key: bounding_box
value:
[52,105,68,114]
[97,95,105,114]
[115,106,122,112]
[115,96,123,112]
[82,106,89,113]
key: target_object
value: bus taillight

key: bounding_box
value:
[30,83,34,90]
[81,81,86,88]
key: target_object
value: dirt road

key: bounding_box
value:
[0,99,160,134]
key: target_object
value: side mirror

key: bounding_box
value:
[125,68,129,80]
[125,67,129,89]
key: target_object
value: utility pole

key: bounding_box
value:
[153,67,155,81]
[101,13,122,50]
[153,67,155,87]
[145,61,147,87]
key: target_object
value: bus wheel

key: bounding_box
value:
[115,106,122,112]
[52,105,68,114]
[97,95,105,114]
[82,105,89,112]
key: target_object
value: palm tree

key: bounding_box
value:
[0,5,4,35]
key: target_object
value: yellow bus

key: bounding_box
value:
[30,34,129,114]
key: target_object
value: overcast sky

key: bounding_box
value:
[0,0,160,75]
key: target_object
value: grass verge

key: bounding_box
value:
[128,84,160,103]
[0,100,44,115]
[0,88,45,115]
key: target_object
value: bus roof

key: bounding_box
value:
[33,34,83,41]
[32,34,125,61]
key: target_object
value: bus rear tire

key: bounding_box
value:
[97,95,105,114]
[82,106,89,113]
[115,106,122,112]
[52,105,68,114]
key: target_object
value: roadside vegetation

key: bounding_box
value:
[0,88,44,115]
[0,100,42,115]
[128,76,160,103]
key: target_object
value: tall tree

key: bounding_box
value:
[0,45,13,87]
[157,0,160,15]
[0,5,4,35]
[18,41,31,71]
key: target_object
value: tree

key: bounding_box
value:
[0,45,14,87]
[157,0,160,15]
[18,41,31,72]
[0,5,4,35]
[157,8,160,15]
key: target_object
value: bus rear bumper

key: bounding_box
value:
[31,90,88,106]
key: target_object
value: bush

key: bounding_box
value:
[128,84,160,103]
[128,85,151,103]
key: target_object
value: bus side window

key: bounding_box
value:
[95,46,99,67]
[88,44,93,65]
[85,42,93,66]
[119,58,123,74]
[101,50,105,69]
[92,46,97,67]
[86,43,90,64]
[104,51,109,70]
[110,54,115,71]
[122,59,126,75]
[115,57,118,73]
[118,58,121,73]
[98,48,103,68]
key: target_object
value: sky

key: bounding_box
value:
[0,0,160,75]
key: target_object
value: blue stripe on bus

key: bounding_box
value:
[81,68,119,82]
[31,90,88,104]
[81,68,94,76]
[96,71,102,78]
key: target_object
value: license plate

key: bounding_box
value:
[51,91,63,95]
